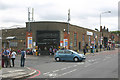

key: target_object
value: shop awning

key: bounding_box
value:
[6,36,16,40]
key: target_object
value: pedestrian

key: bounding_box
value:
[6,49,11,67]
[83,46,86,55]
[1,49,5,68]
[20,49,26,67]
[100,44,102,51]
[11,49,17,67]
[86,46,89,52]
[49,47,52,55]
[90,45,93,53]
[3,49,9,68]
[30,49,33,55]
[38,48,41,56]
[92,45,95,56]
[53,48,57,55]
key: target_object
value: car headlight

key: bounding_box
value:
[79,54,85,58]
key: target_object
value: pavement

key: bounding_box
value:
[0,48,115,80]
[1,66,37,80]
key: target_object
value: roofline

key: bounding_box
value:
[1,27,26,30]
[26,21,96,32]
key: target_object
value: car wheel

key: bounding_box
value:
[56,57,60,62]
[74,57,79,62]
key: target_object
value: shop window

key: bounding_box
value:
[74,33,77,47]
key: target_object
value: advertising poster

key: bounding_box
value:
[28,37,32,49]
[60,41,63,47]
[64,39,68,48]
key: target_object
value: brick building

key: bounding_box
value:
[2,28,26,50]
[1,21,119,54]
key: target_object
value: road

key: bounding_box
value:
[14,49,118,79]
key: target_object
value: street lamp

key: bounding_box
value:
[100,11,111,27]
[100,11,111,45]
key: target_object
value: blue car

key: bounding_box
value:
[54,49,86,62]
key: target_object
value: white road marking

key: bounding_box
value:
[48,73,57,77]
[53,70,59,73]
[67,66,72,68]
[77,62,85,65]
[61,68,67,70]
[84,63,92,67]
[43,72,50,75]
[54,69,77,78]
[103,59,106,61]
[73,65,77,67]
[106,56,111,58]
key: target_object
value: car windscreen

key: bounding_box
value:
[69,50,78,54]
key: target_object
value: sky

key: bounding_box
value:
[0,0,119,31]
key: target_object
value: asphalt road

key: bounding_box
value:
[14,49,118,79]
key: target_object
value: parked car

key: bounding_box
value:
[54,49,86,62]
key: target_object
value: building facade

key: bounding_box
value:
[1,21,119,54]
[26,21,101,53]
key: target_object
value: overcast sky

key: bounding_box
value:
[0,0,119,31]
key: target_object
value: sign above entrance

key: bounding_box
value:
[87,31,93,36]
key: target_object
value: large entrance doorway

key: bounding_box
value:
[103,37,108,48]
[36,31,60,55]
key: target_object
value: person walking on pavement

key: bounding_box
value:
[20,49,26,67]
[3,49,9,68]
[11,49,17,67]
[100,44,102,52]
[1,49,5,68]
[6,49,11,67]
[92,45,95,56]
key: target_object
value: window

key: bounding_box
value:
[64,50,72,54]
[74,33,77,47]
[89,36,91,46]
[58,50,64,54]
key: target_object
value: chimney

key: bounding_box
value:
[107,28,109,32]
[104,26,105,29]
[100,26,102,32]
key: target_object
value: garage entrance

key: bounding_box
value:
[36,31,60,55]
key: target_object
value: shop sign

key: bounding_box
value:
[60,41,63,47]
[87,31,93,36]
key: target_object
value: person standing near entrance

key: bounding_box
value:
[100,44,102,51]
[11,49,17,67]
[83,46,86,55]
[90,45,93,53]
[20,49,26,67]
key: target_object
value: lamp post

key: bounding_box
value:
[100,11,111,27]
[100,11,111,45]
